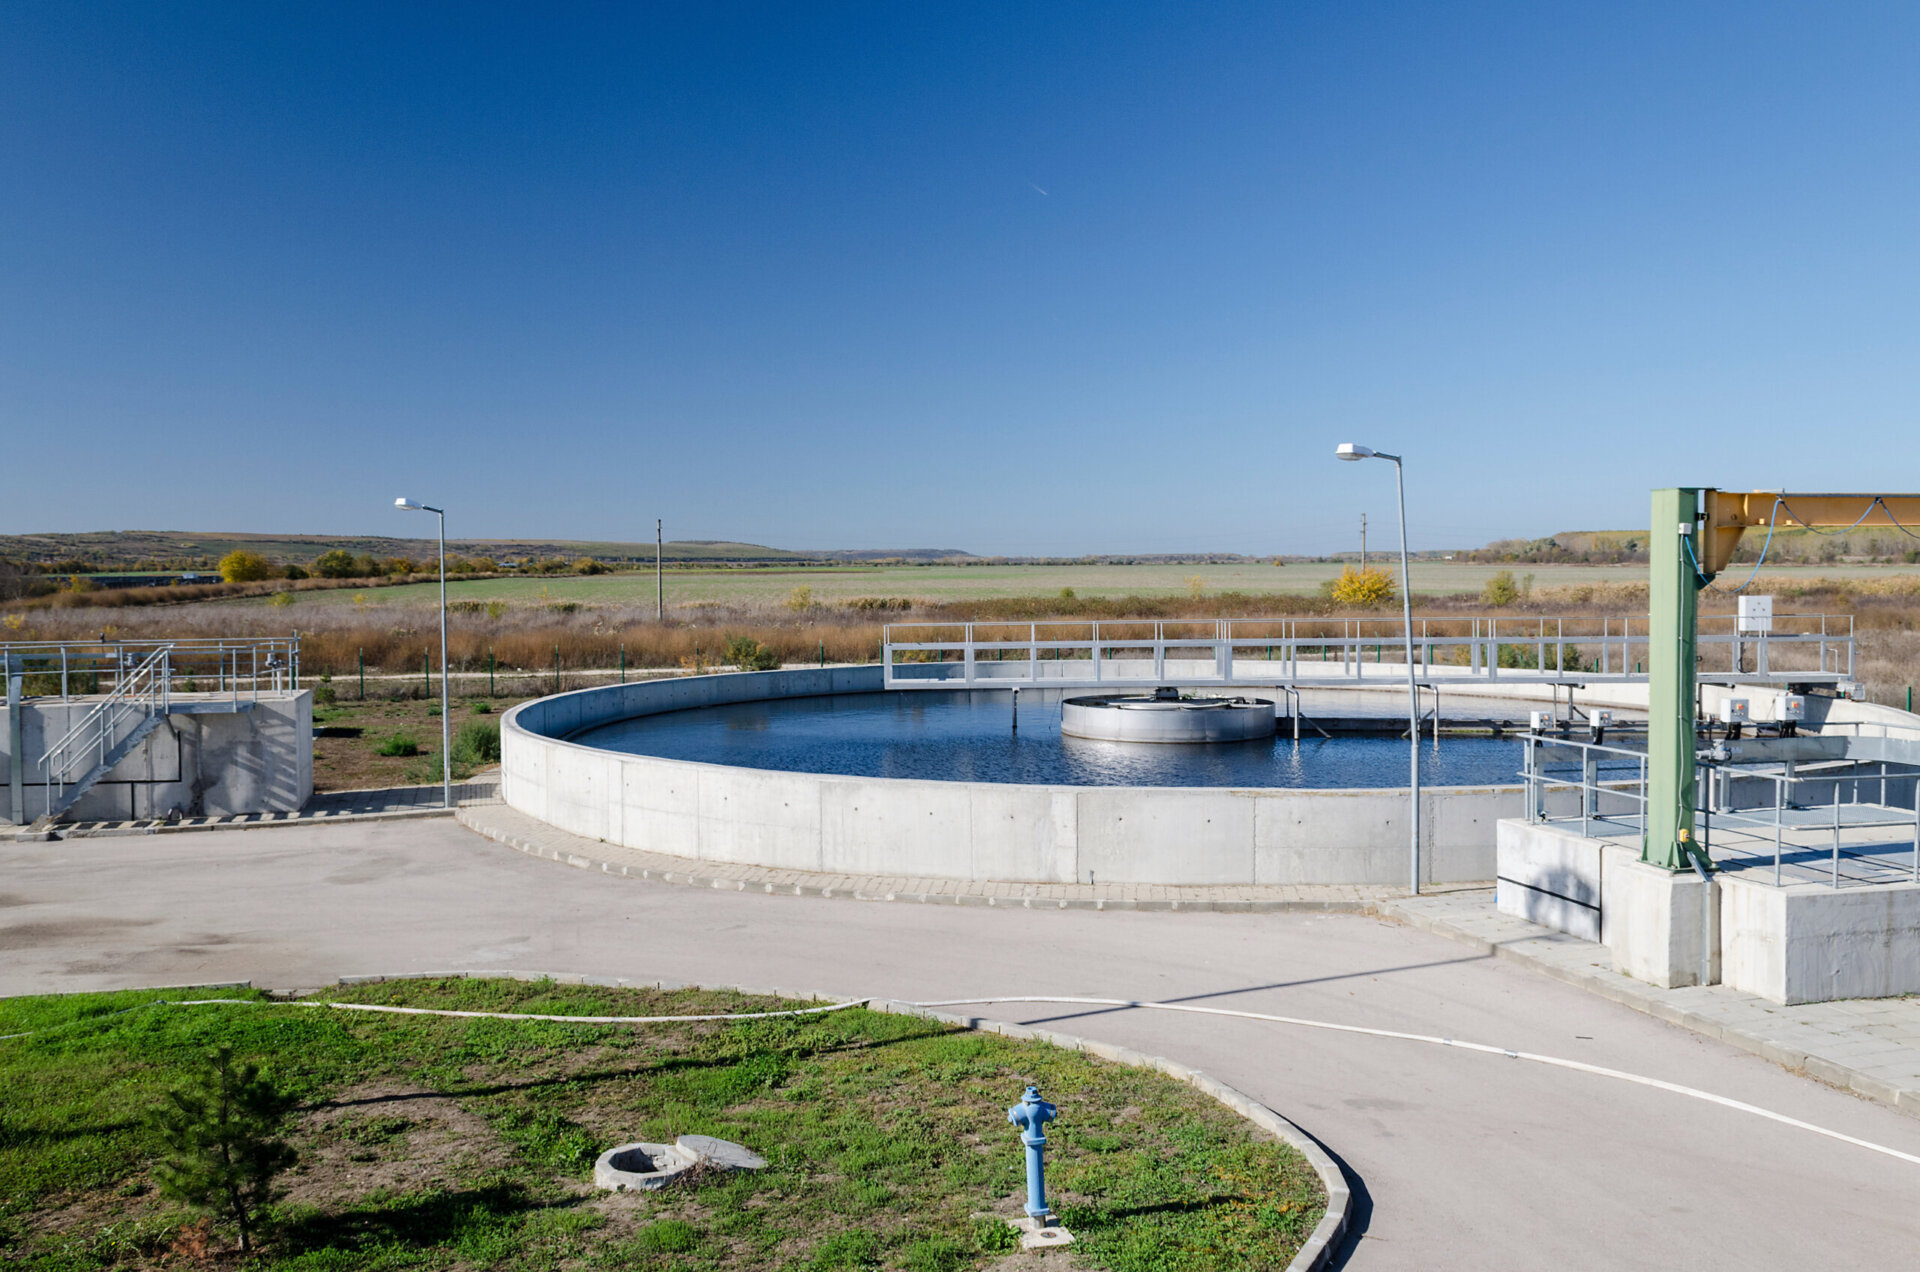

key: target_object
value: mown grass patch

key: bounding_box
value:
[0,979,1324,1271]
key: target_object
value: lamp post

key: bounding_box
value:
[395,497,452,809]
[1336,444,1421,894]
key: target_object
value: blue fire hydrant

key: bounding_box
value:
[1007,1084,1059,1219]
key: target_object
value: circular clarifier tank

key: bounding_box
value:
[1059,687,1277,743]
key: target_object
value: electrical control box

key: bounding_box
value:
[1718,698,1751,724]
[1589,709,1615,728]
[1529,710,1555,732]
[1737,595,1774,633]
[1773,694,1806,722]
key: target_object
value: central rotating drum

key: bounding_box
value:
[1059,687,1277,744]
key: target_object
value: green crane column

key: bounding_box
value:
[1646,487,1705,871]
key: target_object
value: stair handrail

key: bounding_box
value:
[39,644,172,794]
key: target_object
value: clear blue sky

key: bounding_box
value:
[4,3,1916,555]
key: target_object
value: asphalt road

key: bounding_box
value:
[5,820,1918,1269]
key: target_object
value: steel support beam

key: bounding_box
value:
[6,654,23,825]
[1646,488,1706,871]
[1645,487,1920,872]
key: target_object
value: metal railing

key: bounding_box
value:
[0,636,300,701]
[38,645,172,796]
[1522,733,1920,889]
[884,614,1854,690]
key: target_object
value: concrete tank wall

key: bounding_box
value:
[502,668,1515,886]
[1,691,312,824]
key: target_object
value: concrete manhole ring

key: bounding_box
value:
[593,1135,767,1191]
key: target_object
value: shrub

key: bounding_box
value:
[1186,575,1207,598]
[1483,570,1520,606]
[218,551,274,583]
[283,565,308,581]
[786,585,814,611]
[150,1046,297,1253]
[573,557,607,575]
[452,719,501,767]
[1330,565,1396,607]
[268,591,295,608]
[313,683,336,707]
[378,733,421,757]
[313,550,356,578]
[724,634,780,671]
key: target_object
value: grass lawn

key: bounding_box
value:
[310,694,520,792]
[0,979,1325,1271]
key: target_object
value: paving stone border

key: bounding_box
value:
[12,777,500,842]
[1375,890,1920,1121]
[332,968,1350,1272]
[456,801,1392,913]
[456,801,1920,1127]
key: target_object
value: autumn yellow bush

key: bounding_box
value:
[1330,565,1396,607]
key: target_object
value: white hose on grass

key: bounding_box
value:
[0,995,863,1041]
[7,989,1918,1170]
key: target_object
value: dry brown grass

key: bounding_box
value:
[7,575,1917,706]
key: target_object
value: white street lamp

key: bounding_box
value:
[395,497,451,809]
[1336,444,1422,894]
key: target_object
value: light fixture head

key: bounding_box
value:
[1335,443,1374,462]
[395,497,417,510]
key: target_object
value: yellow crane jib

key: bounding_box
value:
[1696,491,1920,575]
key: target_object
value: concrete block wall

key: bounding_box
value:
[1499,818,1920,1002]
[503,668,1516,886]
[2,692,311,824]
[1721,875,1920,1004]
[1499,820,1719,987]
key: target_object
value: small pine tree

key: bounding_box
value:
[151,1046,298,1253]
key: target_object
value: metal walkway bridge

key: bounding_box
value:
[882,614,1855,692]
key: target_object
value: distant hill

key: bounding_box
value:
[1465,525,1920,566]
[0,530,973,570]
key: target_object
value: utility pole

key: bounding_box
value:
[1360,513,1367,571]
[655,519,663,621]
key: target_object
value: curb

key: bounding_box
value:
[16,806,456,841]
[1371,898,1920,1121]
[332,968,1350,1271]
[454,807,1381,915]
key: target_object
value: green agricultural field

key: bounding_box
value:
[222,559,1920,612]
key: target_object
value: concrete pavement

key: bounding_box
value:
[5,819,1920,1269]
